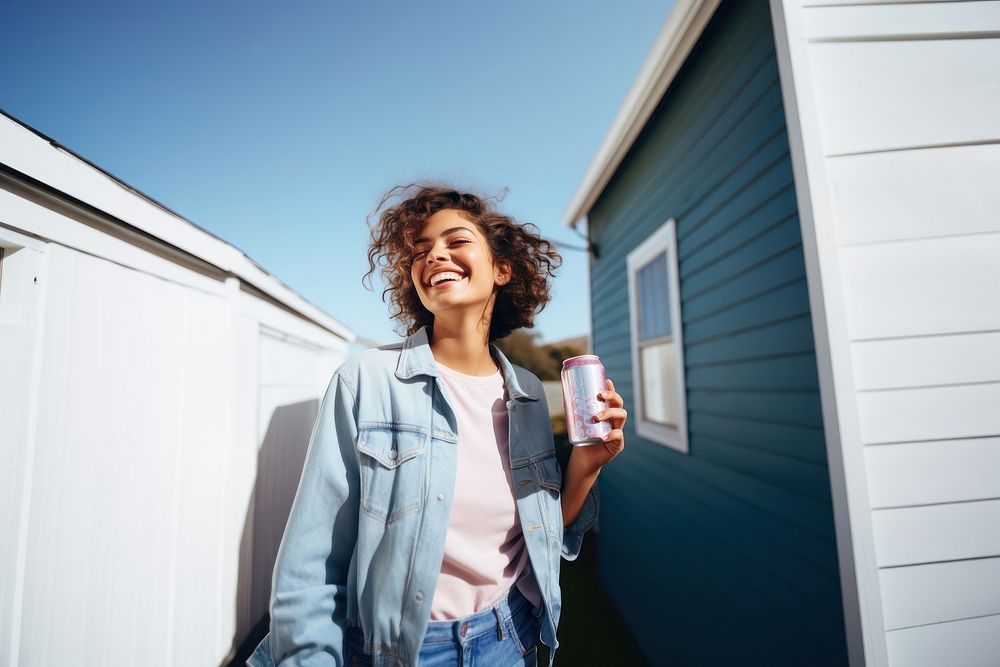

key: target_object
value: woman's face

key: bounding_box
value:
[409,208,510,320]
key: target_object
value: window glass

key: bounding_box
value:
[641,340,677,425]
[637,251,670,341]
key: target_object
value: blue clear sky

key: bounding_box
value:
[1,0,674,346]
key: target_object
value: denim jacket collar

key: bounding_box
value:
[394,325,538,402]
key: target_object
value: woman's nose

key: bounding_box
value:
[426,245,448,263]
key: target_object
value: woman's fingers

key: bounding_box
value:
[593,407,628,429]
[596,378,628,450]
[601,428,626,456]
[599,379,624,409]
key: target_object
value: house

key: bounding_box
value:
[563,1,1000,665]
[0,111,354,665]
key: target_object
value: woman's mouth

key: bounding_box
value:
[428,271,467,288]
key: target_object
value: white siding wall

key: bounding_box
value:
[0,229,47,667]
[772,1,1000,665]
[1,195,349,664]
[246,327,345,638]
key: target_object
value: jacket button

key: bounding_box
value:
[415,591,424,602]
[437,494,445,501]
[388,449,398,459]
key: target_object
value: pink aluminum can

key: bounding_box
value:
[561,354,612,446]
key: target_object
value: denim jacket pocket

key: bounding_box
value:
[532,454,563,493]
[357,426,428,523]
[531,454,564,541]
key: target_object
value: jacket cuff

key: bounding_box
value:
[561,478,599,561]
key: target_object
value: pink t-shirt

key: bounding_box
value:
[430,361,542,620]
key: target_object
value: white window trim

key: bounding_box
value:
[626,218,689,454]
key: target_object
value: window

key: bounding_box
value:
[626,218,688,453]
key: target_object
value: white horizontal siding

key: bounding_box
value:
[839,234,1000,341]
[880,557,1000,630]
[828,144,1000,246]
[774,0,1000,663]
[803,2,1000,41]
[856,383,1000,445]
[886,614,1000,667]
[851,332,1000,392]
[871,499,1000,567]
[804,0,977,6]
[809,38,1000,156]
[865,437,1000,508]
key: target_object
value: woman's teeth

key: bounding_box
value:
[430,272,464,286]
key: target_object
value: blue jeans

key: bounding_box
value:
[344,584,542,666]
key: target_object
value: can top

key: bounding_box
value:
[561,354,603,370]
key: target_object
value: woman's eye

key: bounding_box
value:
[411,239,470,260]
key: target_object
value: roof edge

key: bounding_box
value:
[562,0,721,228]
[0,109,354,342]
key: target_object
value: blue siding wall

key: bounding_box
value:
[587,2,848,664]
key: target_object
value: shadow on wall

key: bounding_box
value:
[225,398,320,666]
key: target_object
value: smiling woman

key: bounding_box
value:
[251,183,627,667]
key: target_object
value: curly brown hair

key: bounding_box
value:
[364,183,562,341]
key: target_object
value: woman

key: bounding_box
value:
[249,184,626,666]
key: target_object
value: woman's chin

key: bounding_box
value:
[424,296,494,318]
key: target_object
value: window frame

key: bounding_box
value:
[626,218,689,454]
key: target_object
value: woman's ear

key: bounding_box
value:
[495,259,512,286]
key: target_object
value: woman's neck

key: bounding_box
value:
[428,320,498,376]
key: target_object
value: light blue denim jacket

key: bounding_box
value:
[248,325,599,667]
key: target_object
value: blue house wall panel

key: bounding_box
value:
[586,1,848,664]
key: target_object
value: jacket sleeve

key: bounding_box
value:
[269,371,359,666]
[562,478,599,561]
[532,375,601,562]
